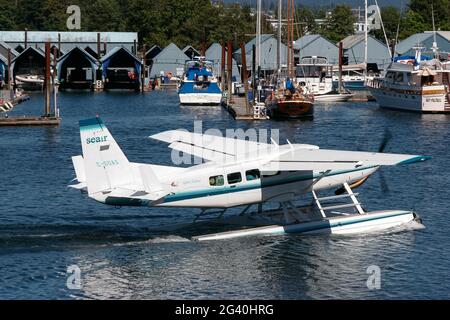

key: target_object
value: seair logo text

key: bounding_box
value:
[86,136,108,144]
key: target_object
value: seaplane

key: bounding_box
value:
[69,117,430,241]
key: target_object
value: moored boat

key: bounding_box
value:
[265,78,314,119]
[178,58,222,105]
[367,51,450,113]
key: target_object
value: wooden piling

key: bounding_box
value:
[97,33,101,59]
[251,44,256,103]
[227,41,233,104]
[142,44,146,92]
[58,33,61,57]
[338,41,343,93]
[240,43,250,113]
[7,48,12,91]
[44,42,51,116]
[221,43,226,91]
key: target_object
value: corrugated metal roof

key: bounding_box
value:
[153,43,188,62]
[150,43,190,78]
[0,31,137,43]
[145,45,161,57]
[11,46,45,64]
[0,42,19,58]
[341,34,365,49]
[205,43,240,77]
[100,46,140,63]
[234,34,274,55]
[436,31,450,41]
[395,33,433,54]
[182,45,200,54]
[58,46,98,64]
[294,34,320,49]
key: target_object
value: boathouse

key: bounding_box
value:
[11,46,46,89]
[233,34,287,74]
[205,43,240,80]
[0,42,18,87]
[149,43,189,79]
[57,47,99,90]
[395,31,450,57]
[340,34,391,70]
[0,31,138,59]
[183,45,200,59]
[0,56,6,88]
[294,35,339,65]
[100,47,141,91]
[144,45,162,66]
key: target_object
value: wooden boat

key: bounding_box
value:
[265,90,314,119]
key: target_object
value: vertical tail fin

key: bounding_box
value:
[79,117,134,195]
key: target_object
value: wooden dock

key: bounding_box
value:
[0,116,61,126]
[224,96,268,120]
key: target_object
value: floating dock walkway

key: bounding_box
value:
[223,96,268,121]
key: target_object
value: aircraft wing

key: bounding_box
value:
[262,148,430,171]
[150,130,272,162]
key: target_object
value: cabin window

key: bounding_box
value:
[394,72,404,83]
[262,171,281,177]
[385,72,394,83]
[245,169,260,181]
[209,175,224,186]
[227,172,242,184]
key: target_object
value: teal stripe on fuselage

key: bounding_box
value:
[162,165,377,204]
[79,118,104,131]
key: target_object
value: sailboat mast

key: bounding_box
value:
[277,0,282,78]
[364,0,368,77]
[431,4,439,58]
[256,0,262,69]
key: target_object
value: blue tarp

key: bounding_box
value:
[185,67,213,80]
[0,61,5,79]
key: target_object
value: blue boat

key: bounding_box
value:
[178,58,222,105]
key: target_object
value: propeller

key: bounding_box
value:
[335,128,392,195]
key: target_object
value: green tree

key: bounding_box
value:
[322,5,356,43]
[0,0,17,30]
[371,6,401,42]
[408,0,450,31]
[398,9,428,39]
[296,7,318,36]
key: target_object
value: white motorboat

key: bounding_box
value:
[367,49,450,113]
[178,58,222,105]
[314,91,354,103]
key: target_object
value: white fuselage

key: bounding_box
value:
[148,160,378,208]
